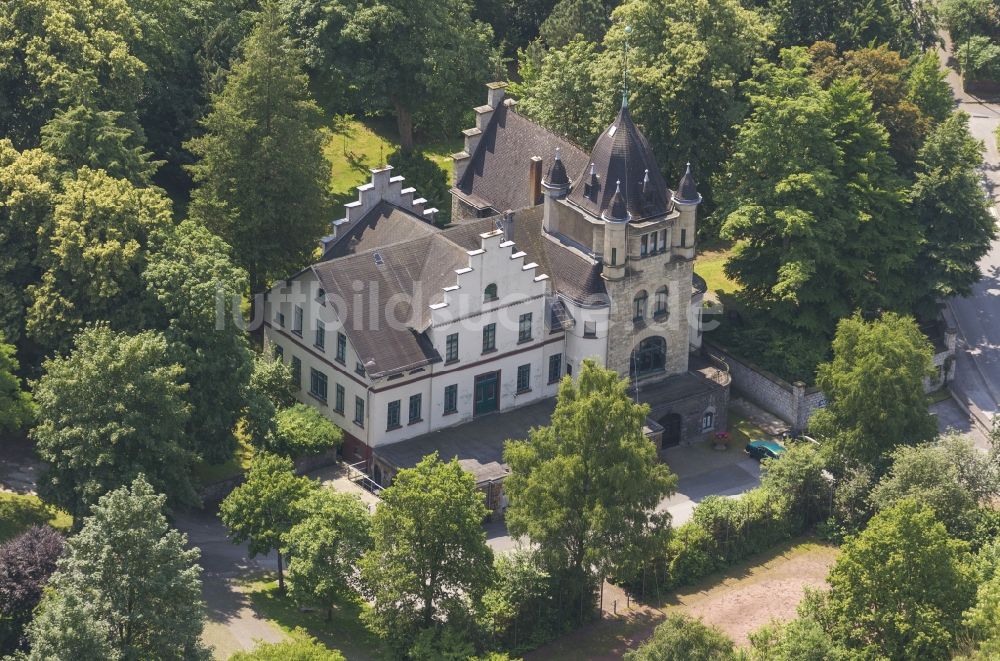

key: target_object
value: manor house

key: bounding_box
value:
[263,83,729,512]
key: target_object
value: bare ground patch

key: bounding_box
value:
[528,537,837,660]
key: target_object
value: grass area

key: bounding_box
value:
[324,117,460,216]
[244,576,389,661]
[694,245,740,301]
[0,492,72,542]
[193,436,254,486]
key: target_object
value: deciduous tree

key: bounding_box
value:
[26,168,173,354]
[219,452,316,592]
[359,453,493,653]
[0,526,64,654]
[144,219,253,463]
[504,360,676,602]
[285,489,370,619]
[32,326,196,522]
[186,2,331,294]
[271,404,343,458]
[810,313,938,471]
[0,335,32,433]
[624,612,737,660]
[23,476,209,660]
[823,500,976,660]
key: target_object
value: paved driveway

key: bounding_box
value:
[658,455,761,525]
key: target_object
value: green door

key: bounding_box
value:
[474,371,499,416]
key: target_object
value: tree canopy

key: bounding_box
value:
[24,476,209,660]
[32,325,197,522]
[810,312,937,471]
[186,2,331,294]
[0,335,32,433]
[0,525,64,655]
[504,360,676,598]
[360,453,493,654]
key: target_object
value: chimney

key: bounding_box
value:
[486,82,507,109]
[528,156,543,207]
[502,209,514,242]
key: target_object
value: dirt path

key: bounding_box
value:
[529,538,838,660]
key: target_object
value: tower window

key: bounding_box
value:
[681,229,687,247]
[655,287,668,316]
[640,234,649,256]
[633,291,648,321]
[611,248,617,266]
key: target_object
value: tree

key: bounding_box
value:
[906,50,955,125]
[23,476,209,660]
[624,612,737,660]
[339,0,495,145]
[40,106,160,185]
[244,349,296,450]
[870,434,1000,539]
[271,404,343,457]
[0,526,64,654]
[186,2,332,295]
[144,219,253,463]
[230,631,346,660]
[940,0,997,47]
[219,452,316,592]
[479,550,555,653]
[285,489,370,619]
[748,616,846,661]
[718,48,917,373]
[504,360,676,602]
[539,0,610,48]
[32,326,196,523]
[26,168,174,354]
[386,148,451,225]
[964,564,1000,659]
[810,313,938,471]
[758,442,832,529]
[359,453,493,653]
[823,500,976,660]
[0,140,58,345]
[909,111,996,317]
[0,335,32,433]
[956,35,1000,81]
[510,37,604,147]
[600,0,772,211]
[0,0,145,147]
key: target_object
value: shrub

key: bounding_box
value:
[624,612,737,660]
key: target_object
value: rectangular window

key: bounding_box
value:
[292,305,303,336]
[516,363,531,392]
[583,321,597,338]
[309,368,328,403]
[335,384,345,413]
[273,344,283,360]
[548,354,562,384]
[446,333,459,363]
[275,310,285,327]
[681,228,687,247]
[566,363,572,376]
[356,361,365,376]
[387,400,401,429]
[482,323,496,353]
[444,384,458,414]
[518,313,532,343]
[611,247,617,266]
[336,332,347,364]
[314,319,325,351]
[659,230,667,251]
[640,233,649,256]
[354,396,364,427]
[408,394,422,423]
[291,356,302,388]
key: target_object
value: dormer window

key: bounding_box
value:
[484,283,498,302]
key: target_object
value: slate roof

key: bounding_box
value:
[323,201,437,260]
[454,102,589,213]
[676,163,701,204]
[311,234,472,377]
[567,105,672,221]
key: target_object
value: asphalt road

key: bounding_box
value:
[939,35,1000,431]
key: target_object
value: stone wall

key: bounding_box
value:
[706,332,956,432]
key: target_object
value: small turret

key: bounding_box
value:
[671,162,700,259]
[603,180,630,222]
[542,147,570,233]
[674,162,701,205]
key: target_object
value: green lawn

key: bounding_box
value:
[244,577,389,661]
[324,117,460,216]
[0,492,72,542]
[694,246,740,300]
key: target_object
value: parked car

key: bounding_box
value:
[745,438,786,461]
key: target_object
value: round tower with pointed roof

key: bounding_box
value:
[541,146,570,233]
[672,162,700,260]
